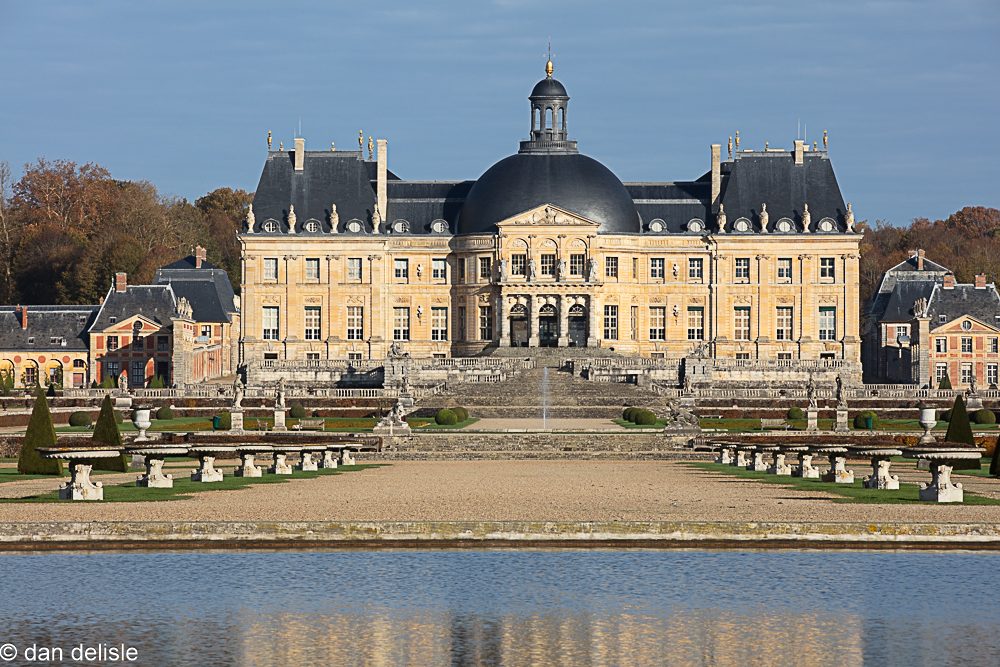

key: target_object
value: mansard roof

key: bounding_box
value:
[0,305,96,352]
[90,285,177,332]
[928,283,1000,329]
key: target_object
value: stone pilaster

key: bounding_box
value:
[557,294,569,347]
[528,294,539,347]
[587,294,599,347]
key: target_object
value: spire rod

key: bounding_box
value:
[545,37,554,78]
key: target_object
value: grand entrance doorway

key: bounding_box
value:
[568,304,587,347]
[509,304,528,347]
[538,304,558,347]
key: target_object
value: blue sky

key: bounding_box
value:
[1,0,997,225]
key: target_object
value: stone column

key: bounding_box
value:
[499,295,511,346]
[557,295,570,347]
[528,294,539,347]
[587,294,599,347]
[495,293,504,344]
[916,315,931,387]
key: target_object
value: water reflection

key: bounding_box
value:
[0,550,997,666]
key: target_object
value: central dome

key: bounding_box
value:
[458,152,639,235]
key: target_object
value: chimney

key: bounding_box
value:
[15,305,27,330]
[710,144,721,209]
[793,139,804,165]
[194,245,207,269]
[916,248,925,271]
[975,273,987,289]
[377,138,388,223]
[115,272,128,293]
[943,272,955,289]
[294,137,305,171]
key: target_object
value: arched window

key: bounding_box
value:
[533,107,540,131]
[545,107,554,131]
[557,107,565,131]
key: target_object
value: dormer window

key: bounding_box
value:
[109,316,117,324]
[962,320,972,331]
[27,337,34,345]
[262,219,278,233]
[304,219,320,233]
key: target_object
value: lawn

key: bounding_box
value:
[55,416,379,433]
[685,461,1000,505]
[0,465,126,484]
[410,417,479,430]
[614,418,667,429]
[0,463,383,503]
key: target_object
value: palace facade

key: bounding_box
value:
[240,61,862,379]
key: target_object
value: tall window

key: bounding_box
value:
[347,257,363,281]
[512,254,527,276]
[734,257,750,283]
[820,257,836,281]
[631,305,638,341]
[347,306,363,340]
[393,307,410,340]
[479,256,492,280]
[262,306,279,340]
[935,362,949,383]
[688,258,704,282]
[107,335,118,351]
[131,361,145,387]
[157,335,169,351]
[431,307,448,341]
[734,307,751,341]
[776,306,793,341]
[777,258,793,283]
[605,256,618,278]
[991,338,999,354]
[263,258,278,281]
[457,306,466,340]
[649,306,666,340]
[457,258,467,282]
[687,307,705,340]
[818,307,837,340]
[650,258,665,280]
[394,259,409,281]
[988,363,999,387]
[305,258,320,282]
[961,363,973,385]
[432,258,447,281]
[479,305,493,341]
[106,361,119,381]
[935,337,947,353]
[603,305,618,340]
[304,306,321,340]
[961,337,973,353]
[570,254,585,276]
[540,254,556,277]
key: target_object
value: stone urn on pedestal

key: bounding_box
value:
[130,406,153,469]
[918,403,937,445]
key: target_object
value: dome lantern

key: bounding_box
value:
[521,58,577,154]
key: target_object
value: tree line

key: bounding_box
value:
[0,159,249,305]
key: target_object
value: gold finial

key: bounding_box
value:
[358,129,363,151]
[727,136,733,158]
[813,141,818,151]
[734,130,740,150]
[267,130,272,150]
[544,38,554,78]
[279,141,284,151]
[368,135,374,160]
[822,129,829,150]
[331,141,335,151]
[765,140,769,150]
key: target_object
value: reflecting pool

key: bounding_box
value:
[1,549,997,666]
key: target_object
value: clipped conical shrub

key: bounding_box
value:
[939,374,953,390]
[944,394,974,446]
[990,435,1000,477]
[91,394,127,472]
[17,388,62,475]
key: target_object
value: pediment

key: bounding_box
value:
[99,315,163,334]
[496,204,601,230]
[932,314,1000,334]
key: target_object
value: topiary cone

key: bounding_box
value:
[91,394,128,472]
[17,388,62,475]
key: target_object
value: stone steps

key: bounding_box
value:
[372,450,711,461]
[389,432,674,452]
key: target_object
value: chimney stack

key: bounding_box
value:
[194,245,207,269]
[710,144,721,209]
[15,305,27,330]
[793,139,804,165]
[376,138,388,223]
[115,272,128,293]
[943,272,955,289]
[975,273,987,289]
[916,248,925,271]
[294,137,305,171]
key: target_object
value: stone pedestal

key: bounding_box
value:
[793,453,820,479]
[340,449,356,466]
[715,447,733,465]
[864,458,900,490]
[230,410,245,433]
[130,454,146,471]
[191,455,223,482]
[320,450,339,469]
[734,449,750,467]
[966,393,984,411]
[748,451,768,472]
[137,457,173,488]
[270,453,293,475]
[918,407,937,445]
[767,453,792,476]
[821,455,854,484]
[298,451,319,472]
[59,463,104,501]
[273,409,287,432]
[234,453,262,477]
[919,462,964,502]
[835,408,849,433]
[806,408,819,432]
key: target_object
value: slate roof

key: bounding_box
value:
[879,280,937,322]
[89,285,177,332]
[928,283,1000,329]
[155,264,238,324]
[0,305,96,352]
[160,254,221,271]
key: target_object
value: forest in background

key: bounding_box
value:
[1,158,998,319]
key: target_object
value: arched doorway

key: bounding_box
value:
[509,304,528,347]
[539,304,558,347]
[568,304,587,347]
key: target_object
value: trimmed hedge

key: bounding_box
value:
[623,407,638,422]
[973,409,997,425]
[452,406,469,422]
[853,410,880,430]
[634,409,658,426]
[156,405,174,420]
[435,408,458,425]
[68,411,92,427]
[17,389,62,475]
[289,402,307,419]
[787,406,804,420]
[91,394,128,472]
[215,412,232,430]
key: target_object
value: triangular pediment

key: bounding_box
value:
[932,314,1000,334]
[96,314,164,334]
[496,204,600,229]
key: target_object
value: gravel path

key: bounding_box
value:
[2,460,1000,524]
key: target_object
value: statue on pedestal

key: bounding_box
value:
[759,203,768,233]
[275,377,286,410]
[557,259,567,281]
[801,203,811,233]
[587,258,598,283]
[329,204,339,233]
[835,373,847,409]
[371,203,382,234]
[716,204,727,233]
[527,259,537,282]
[245,205,255,233]
[287,205,297,234]
[232,377,245,410]
[498,258,508,282]
[806,373,818,409]
[845,202,855,232]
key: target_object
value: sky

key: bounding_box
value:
[0,0,997,226]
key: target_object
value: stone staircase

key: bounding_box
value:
[437,364,667,418]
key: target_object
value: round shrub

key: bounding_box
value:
[156,405,174,420]
[973,409,997,425]
[435,408,458,425]
[68,411,92,427]
[634,409,658,426]
[853,410,880,430]
[787,406,805,420]
[453,406,469,422]
[623,407,637,422]
[214,412,232,430]
[289,402,306,419]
